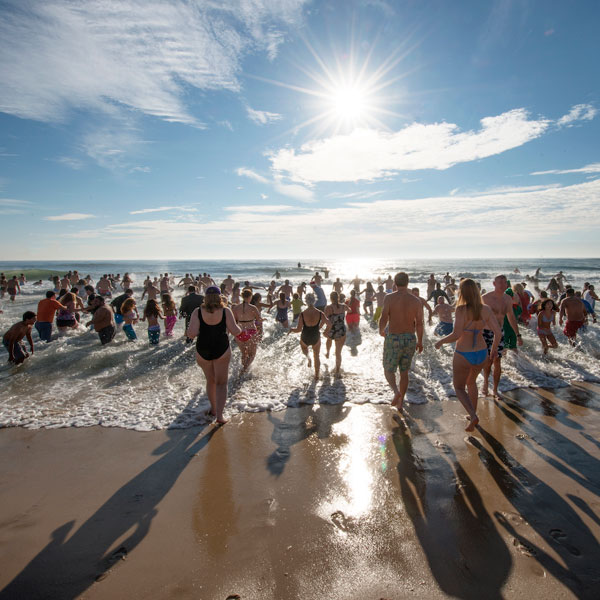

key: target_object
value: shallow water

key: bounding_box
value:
[1,259,599,430]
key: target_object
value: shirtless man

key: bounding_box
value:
[200,273,215,291]
[296,281,307,300]
[313,272,323,286]
[411,288,433,325]
[384,275,394,293]
[443,272,452,285]
[3,311,36,364]
[7,276,20,301]
[159,273,171,294]
[277,279,294,300]
[350,275,362,292]
[97,275,114,297]
[60,274,71,290]
[178,273,194,288]
[374,285,387,322]
[141,280,160,301]
[379,272,424,412]
[481,274,523,397]
[559,288,587,345]
[433,296,454,336]
[88,297,115,345]
[221,275,235,294]
[426,274,437,298]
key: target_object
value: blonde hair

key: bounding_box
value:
[456,278,483,321]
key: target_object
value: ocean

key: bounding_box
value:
[1,258,599,431]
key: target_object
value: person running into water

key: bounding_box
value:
[359,282,376,317]
[88,296,116,345]
[56,292,80,333]
[232,288,262,371]
[3,311,36,365]
[373,285,387,322]
[161,294,178,337]
[435,279,500,431]
[35,291,65,342]
[270,292,291,328]
[346,289,361,331]
[536,299,558,354]
[186,286,241,424]
[433,296,454,336]
[324,291,350,376]
[559,288,587,345]
[481,275,522,398]
[290,293,331,379]
[411,288,433,325]
[291,292,304,325]
[142,299,164,345]
[379,272,424,412]
[7,276,20,302]
[120,297,139,340]
[250,292,270,339]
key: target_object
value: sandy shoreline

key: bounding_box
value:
[1,383,599,599]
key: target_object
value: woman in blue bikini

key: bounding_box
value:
[435,278,501,432]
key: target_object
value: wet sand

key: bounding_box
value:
[0,383,599,600]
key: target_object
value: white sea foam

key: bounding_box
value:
[1,263,599,430]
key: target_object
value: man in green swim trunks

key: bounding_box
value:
[379,272,424,412]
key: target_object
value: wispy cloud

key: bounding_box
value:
[56,156,84,170]
[236,167,270,184]
[326,190,385,200]
[0,1,309,124]
[531,162,600,176]
[0,198,33,215]
[236,166,314,201]
[224,204,294,213]
[44,213,96,221]
[557,103,597,127]
[246,106,283,125]
[269,108,552,184]
[129,206,198,215]
[130,166,151,174]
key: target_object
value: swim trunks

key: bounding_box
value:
[114,313,124,325]
[236,328,257,342]
[148,325,161,345]
[97,325,115,345]
[374,306,383,322]
[35,321,52,343]
[564,320,584,338]
[482,329,504,358]
[346,313,360,325]
[383,333,416,373]
[434,321,453,336]
[3,340,26,362]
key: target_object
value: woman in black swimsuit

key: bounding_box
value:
[290,293,330,379]
[186,286,241,424]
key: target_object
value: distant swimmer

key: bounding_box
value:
[121,273,133,291]
[297,262,302,268]
[18,273,27,285]
[559,288,586,345]
[313,272,323,286]
[232,288,262,371]
[433,296,454,336]
[187,286,241,424]
[345,289,361,331]
[296,281,307,300]
[159,273,172,294]
[3,311,36,365]
[221,274,235,294]
[384,275,393,293]
[290,293,331,380]
[379,272,424,412]
[96,274,114,298]
[333,278,344,295]
[277,279,293,299]
[427,282,450,306]
[359,282,376,317]
[350,274,362,292]
[443,272,452,285]
[7,276,20,302]
[481,275,522,398]
[373,285,387,322]
[87,296,116,345]
[141,280,160,301]
[426,274,437,298]
[435,279,500,431]
[411,288,433,325]
[324,291,350,376]
[272,270,281,279]
[536,299,558,354]
[178,273,193,288]
[270,292,291,328]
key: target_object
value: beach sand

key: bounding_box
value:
[1,383,599,600]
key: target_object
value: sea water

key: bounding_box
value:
[1,258,599,431]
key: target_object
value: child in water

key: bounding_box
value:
[161,294,177,337]
[142,299,164,344]
[120,297,139,341]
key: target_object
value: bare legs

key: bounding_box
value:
[453,353,483,431]
[196,349,232,424]
[539,332,558,355]
[236,337,258,371]
[300,340,321,379]
[333,336,345,375]
[385,369,409,412]
[482,356,502,398]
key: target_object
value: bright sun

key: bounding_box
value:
[330,85,367,120]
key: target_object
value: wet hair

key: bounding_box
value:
[61,292,75,306]
[46,290,55,299]
[22,311,36,321]
[203,291,225,313]
[305,293,316,306]
[242,288,253,300]
[540,299,554,311]
[457,278,483,321]
[394,272,409,287]
[144,299,162,318]
[161,294,176,311]
[251,293,262,306]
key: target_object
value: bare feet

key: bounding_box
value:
[391,391,403,412]
[216,418,229,425]
[465,415,479,432]
[493,389,502,399]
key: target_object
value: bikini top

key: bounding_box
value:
[462,321,481,348]
[540,313,553,323]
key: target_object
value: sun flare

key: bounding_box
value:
[330,85,368,120]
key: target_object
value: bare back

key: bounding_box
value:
[482,291,511,325]
[382,290,423,334]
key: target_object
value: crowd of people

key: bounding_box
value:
[2,267,597,427]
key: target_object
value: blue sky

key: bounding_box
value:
[0,0,598,260]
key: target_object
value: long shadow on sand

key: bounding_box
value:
[392,415,511,600]
[469,427,600,599]
[0,421,218,600]
[266,380,349,476]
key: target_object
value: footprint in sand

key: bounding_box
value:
[331,510,351,532]
[512,537,537,557]
[434,440,451,453]
[500,511,526,526]
[549,528,581,556]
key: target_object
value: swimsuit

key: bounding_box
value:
[196,309,229,360]
[346,298,360,324]
[327,312,346,340]
[123,323,137,340]
[374,306,383,322]
[564,320,584,338]
[3,339,26,362]
[455,321,487,366]
[97,325,115,345]
[483,329,504,358]
[537,314,553,336]
[383,333,416,373]
[56,307,76,327]
[164,314,177,336]
[434,321,453,336]
[276,305,289,323]
[148,325,161,345]
[301,313,322,346]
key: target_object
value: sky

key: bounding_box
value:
[0,0,599,260]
